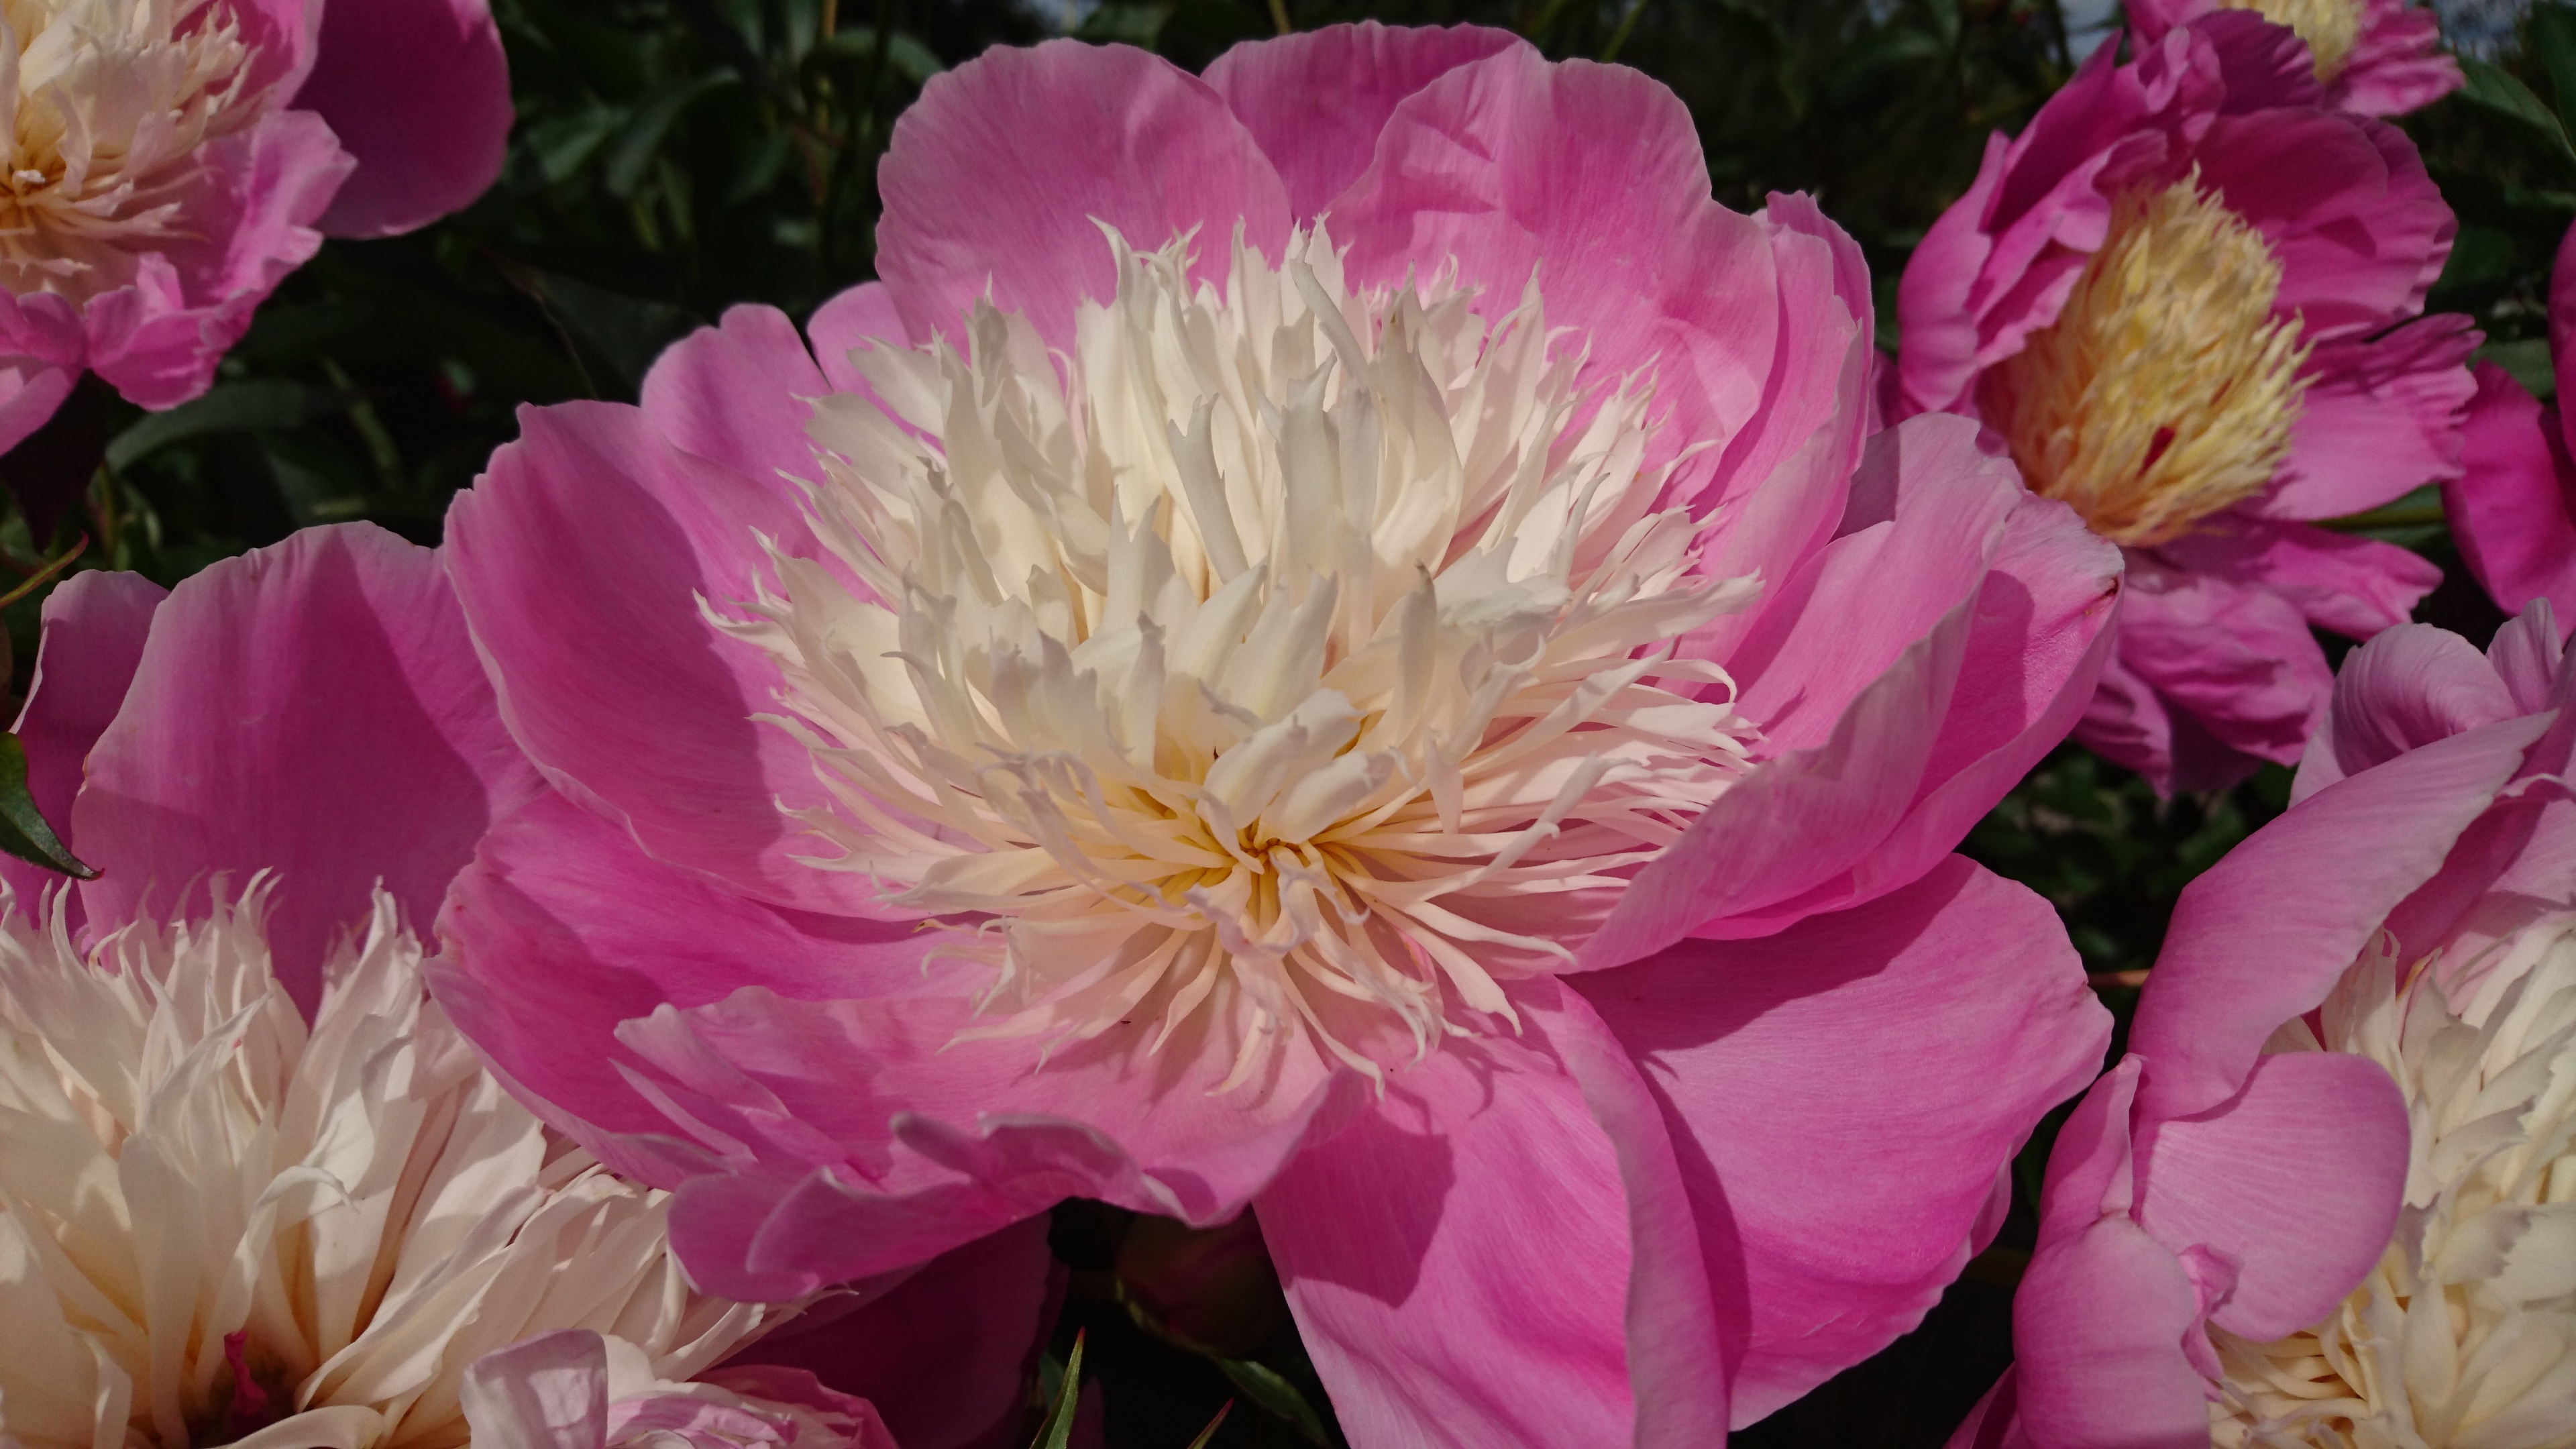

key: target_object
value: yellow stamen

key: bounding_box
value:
[1983,176,2312,549]
[2220,0,2365,81]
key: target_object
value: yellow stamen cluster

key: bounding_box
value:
[1983,177,2312,549]
[2220,0,2366,81]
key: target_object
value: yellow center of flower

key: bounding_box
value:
[741,225,1760,1085]
[2219,0,2365,80]
[2209,927,2576,1448]
[0,0,266,299]
[1982,177,2313,549]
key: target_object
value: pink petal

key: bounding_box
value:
[806,282,911,394]
[2131,709,2554,1124]
[2135,1051,2410,1339]
[639,305,832,490]
[729,1217,1057,1449]
[295,0,511,237]
[1258,980,1725,1445]
[83,113,354,409]
[2159,519,2438,640]
[2010,1214,2212,1449]
[874,42,1290,349]
[2329,0,2463,116]
[2199,109,2451,341]
[444,400,879,917]
[2074,643,2200,796]
[1945,1370,2033,1449]
[0,359,73,455]
[1575,857,2110,1424]
[2448,364,2576,626]
[1,570,164,922]
[1329,45,1791,508]
[2295,622,2520,802]
[2255,316,2477,522]
[73,525,541,1014]
[2110,559,2333,768]
[1202,23,1526,221]
[460,1330,612,1449]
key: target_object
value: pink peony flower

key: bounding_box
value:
[2448,223,2576,633]
[1897,12,2475,793]
[2125,0,2461,116]
[1949,602,2575,1448]
[435,25,2124,1438]
[0,0,514,453]
[0,526,1057,1449]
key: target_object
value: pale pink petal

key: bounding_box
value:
[2159,519,2438,639]
[73,525,542,1013]
[639,305,832,490]
[806,282,911,394]
[295,0,511,237]
[1945,1371,2033,1449]
[2131,711,2555,1124]
[0,570,165,920]
[2487,601,2567,713]
[0,359,73,455]
[444,401,881,917]
[2075,643,2204,796]
[1202,22,1525,221]
[873,42,1291,348]
[2010,1214,2212,1449]
[2135,1051,2410,1339]
[2448,364,2576,626]
[729,1217,1056,1449]
[1258,981,1721,1445]
[2296,623,2520,802]
[1576,857,2110,1423]
[460,1330,612,1449]
[2255,316,2477,521]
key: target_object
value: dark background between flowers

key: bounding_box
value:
[0,0,2561,1442]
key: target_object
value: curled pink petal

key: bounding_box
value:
[296,0,512,237]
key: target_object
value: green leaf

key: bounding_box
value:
[1215,1358,1330,1445]
[2454,58,2576,173]
[1030,1332,1085,1449]
[1183,1403,1234,1449]
[1073,3,1171,47]
[2483,337,2558,399]
[105,380,351,472]
[0,735,93,879]
[490,257,701,396]
[814,28,946,83]
[2534,3,2576,131]
[604,71,740,197]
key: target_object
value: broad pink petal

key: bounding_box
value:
[295,0,511,237]
[732,1217,1056,1449]
[2131,711,2555,1123]
[445,400,877,917]
[2198,110,2451,340]
[874,42,1291,349]
[2111,559,2333,768]
[0,359,72,455]
[1203,23,1525,221]
[2255,316,2477,521]
[2135,1051,2410,1339]
[1576,857,2110,1424]
[806,282,910,394]
[2448,363,2576,626]
[73,525,541,1014]
[2010,1214,2210,1449]
[2296,623,2520,802]
[1945,1371,2033,1449]
[2159,519,2438,640]
[0,570,165,921]
[1259,981,1724,1446]
[639,305,831,490]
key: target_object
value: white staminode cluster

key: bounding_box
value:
[0,0,268,296]
[2212,925,2576,1448]
[0,881,812,1449]
[733,224,1759,1084]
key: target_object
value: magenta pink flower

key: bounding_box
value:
[0,528,1056,1449]
[1950,604,2575,1448]
[2125,0,2460,116]
[1897,12,2475,793]
[0,0,514,453]
[2449,225,2576,631]
[435,25,2123,1437]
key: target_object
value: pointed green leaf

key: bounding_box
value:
[1030,1331,1085,1449]
[2534,3,2576,133]
[0,735,93,879]
[2455,58,2576,174]
[1183,1402,1233,1449]
[1215,1358,1329,1445]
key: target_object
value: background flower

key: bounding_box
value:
[1952,602,2575,1448]
[2125,0,2462,115]
[2449,222,2576,633]
[435,26,2120,1442]
[1897,11,2475,794]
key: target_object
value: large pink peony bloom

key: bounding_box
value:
[2449,223,2576,632]
[1897,12,2475,793]
[0,0,514,453]
[435,25,2123,1440]
[0,527,1055,1449]
[1950,603,2575,1448]
[2125,0,2460,116]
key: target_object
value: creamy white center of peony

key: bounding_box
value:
[2210,925,2576,1448]
[1982,176,2312,549]
[734,225,1759,1084]
[2220,0,2365,79]
[0,0,269,298]
[0,882,809,1449]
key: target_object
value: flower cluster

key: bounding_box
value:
[2,0,2571,1444]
